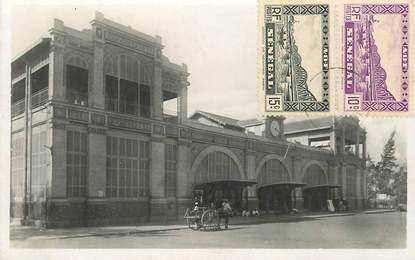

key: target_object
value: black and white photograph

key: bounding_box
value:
[0,0,414,259]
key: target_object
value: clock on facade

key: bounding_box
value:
[265,116,285,140]
[270,120,281,137]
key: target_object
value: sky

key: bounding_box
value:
[9,0,408,164]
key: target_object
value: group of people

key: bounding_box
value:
[193,197,232,229]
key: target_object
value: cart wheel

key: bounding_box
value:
[201,209,219,231]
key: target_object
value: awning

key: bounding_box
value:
[194,179,257,189]
[303,184,341,191]
[257,182,307,190]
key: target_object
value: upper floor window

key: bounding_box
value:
[104,54,151,118]
[66,65,88,106]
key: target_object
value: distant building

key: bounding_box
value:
[11,12,367,228]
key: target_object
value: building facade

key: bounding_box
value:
[11,12,367,228]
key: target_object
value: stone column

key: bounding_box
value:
[178,85,188,124]
[341,164,347,198]
[152,59,163,120]
[50,121,66,199]
[48,19,66,102]
[246,149,257,209]
[362,132,367,161]
[356,168,361,208]
[176,138,192,217]
[90,24,105,109]
[150,135,166,222]
[292,156,303,209]
[86,127,107,225]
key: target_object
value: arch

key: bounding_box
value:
[302,161,329,186]
[191,145,244,183]
[255,154,292,182]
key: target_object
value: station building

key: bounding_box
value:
[10,12,367,227]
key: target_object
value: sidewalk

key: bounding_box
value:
[10,208,397,241]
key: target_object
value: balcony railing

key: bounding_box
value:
[11,88,49,117]
[31,88,48,108]
[11,99,25,117]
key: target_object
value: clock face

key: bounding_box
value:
[270,120,280,137]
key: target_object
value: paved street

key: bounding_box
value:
[10,212,406,248]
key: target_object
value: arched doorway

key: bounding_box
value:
[302,164,330,211]
[193,150,255,211]
[257,158,304,214]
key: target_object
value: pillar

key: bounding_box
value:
[48,19,66,102]
[90,23,105,109]
[176,139,192,217]
[50,122,66,198]
[356,168,361,208]
[178,86,188,124]
[246,150,257,209]
[341,164,347,198]
[86,127,107,225]
[150,137,166,222]
[152,37,163,120]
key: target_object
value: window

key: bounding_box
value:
[120,79,138,115]
[195,152,240,183]
[165,144,177,197]
[106,136,150,198]
[11,79,26,117]
[140,85,151,118]
[104,54,147,117]
[31,65,49,108]
[139,140,150,196]
[67,130,87,197]
[105,75,118,112]
[11,136,25,200]
[31,130,48,200]
[66,65,88,106]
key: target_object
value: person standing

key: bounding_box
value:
[222,199,232,229]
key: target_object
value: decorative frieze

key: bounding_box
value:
[107,116,151,132]
[166,125,179,137]
[68,109,89,122]
[104,30,155,57]
[54,107,67,119]
[91,113,106,125]
[153,124,165,136]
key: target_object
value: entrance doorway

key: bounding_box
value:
[257,183,305,214]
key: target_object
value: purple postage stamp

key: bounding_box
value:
[343,4,409,112]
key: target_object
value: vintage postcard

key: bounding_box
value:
[342,3,411,113]
[0,0,414,259]
[259,2,330,113]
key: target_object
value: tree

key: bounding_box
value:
[376,131,398,195]
[366,154,378,200]
[392,163,407,204]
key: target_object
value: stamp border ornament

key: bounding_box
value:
[262,4,330,113]
[343,3,410,113]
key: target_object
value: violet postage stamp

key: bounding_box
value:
[259,2,330,113]
[343,3,410,113]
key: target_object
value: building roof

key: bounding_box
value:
[238,118,263,127]
[190,110,245,130]
[284,116,334,134]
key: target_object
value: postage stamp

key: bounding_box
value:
[260,4,330,113]
[343,4,410,112]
